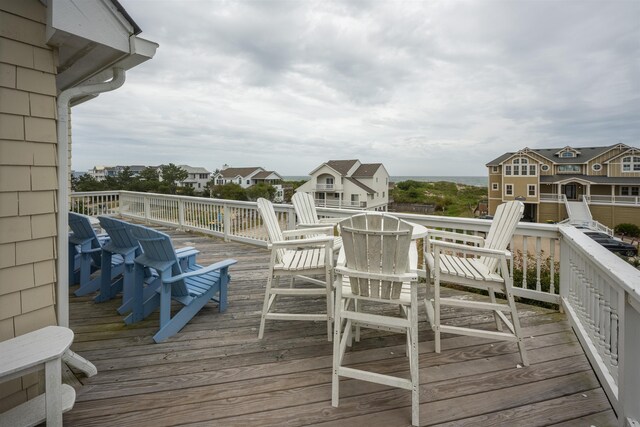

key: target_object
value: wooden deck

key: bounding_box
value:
[65,225,616,426]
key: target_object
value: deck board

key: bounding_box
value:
[65,224,615,426]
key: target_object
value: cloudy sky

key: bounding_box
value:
[71,0,639,176]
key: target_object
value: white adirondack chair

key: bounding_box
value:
[332,213,420,426]
[257,198,335,340]
[292,192,343,252]
[424,201,529,366]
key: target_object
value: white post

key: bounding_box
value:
[223,203,230,242]
[620,295,640,426]
[178,198,185,230]
[144,195,150,224]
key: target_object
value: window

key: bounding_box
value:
[492,166,498,173]
[382,191,385,197]
[505,184,513,196]
[541,164,550,172]
[558,165,581,173]
[622,156,640,172]
[246,180,250,184]
[561,151,576,158]
[506,157,536,176]
[492,183,498,191]
[621,186,640,196]
[592,163,602,172]
[528,184,536,197]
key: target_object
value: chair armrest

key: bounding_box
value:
[270,236,334,249]
[335,266,417,282]
[164,259,238,284]
[426,229,485,245]
[80,247,102,254]
[282,227,333,238]
[430,240,511,258]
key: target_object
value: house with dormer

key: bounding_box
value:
[211,165,284,201]
[487,144,640,227]
[295,160,390,211]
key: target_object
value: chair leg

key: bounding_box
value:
[326,268,333,342]
[506,289,529,366]
[434,275,441,354]
[488,288,503,331]
[409,303,419,427]
[331,295,342,408]
[258,270,275,339]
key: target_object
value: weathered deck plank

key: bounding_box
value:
[65,225,615,426]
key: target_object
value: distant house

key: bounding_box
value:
[177,165,212,191]
[486,143,640,227]
[211,165,284,201]
[157,165,211,191]
[88,165,146,181]
[295,160,390,211]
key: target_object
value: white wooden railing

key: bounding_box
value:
[585,195,640,206]
[315,184,341,191]
[314,199,366,209]
[70,190,640,424]
[542,193,640,206]
[559,227,640,425]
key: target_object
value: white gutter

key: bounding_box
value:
[56,68,126,327]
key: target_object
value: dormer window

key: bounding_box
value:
[622,156,640,172]
[560,151,575,158]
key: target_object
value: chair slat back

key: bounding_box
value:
[131,226,189,297]
[97,216,139,253]
[292,192,319,225]
[257,198,285,262]
[68,212,102,264]
[340,213,412,300]
[480,201,524,272]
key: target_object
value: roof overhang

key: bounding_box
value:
[45,0,158,104]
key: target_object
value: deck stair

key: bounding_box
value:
[562,196,613,236]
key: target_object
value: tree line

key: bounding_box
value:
[72,164,281,201]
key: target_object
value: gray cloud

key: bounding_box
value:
[70,0,640,176]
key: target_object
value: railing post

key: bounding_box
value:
[178,198,185,230]
[144,195,150,224]
[223,203,230,242]
[621,295,640,426]
[287,206,296,230]
[559,234,570,314]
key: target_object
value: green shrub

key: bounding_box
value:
[614,223,640,237]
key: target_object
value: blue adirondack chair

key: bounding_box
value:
[130,226,237,343]
[97,216,199,314]
[68,212,125,298]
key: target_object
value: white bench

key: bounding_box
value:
[0,326,76,427]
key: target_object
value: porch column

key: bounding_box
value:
[586,184,590,201]
[339,193,342,208]
[611,185,615,203]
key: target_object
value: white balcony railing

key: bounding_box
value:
[70,190,640,424]
[314,199,366,209]
[541,193,640,206]
[315,183,342,191]
[585,195,640,205]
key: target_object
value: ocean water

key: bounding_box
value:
[283,176,487,187]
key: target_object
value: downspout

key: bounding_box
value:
[56,68,126,327]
